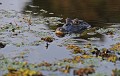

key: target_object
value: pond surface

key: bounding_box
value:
[0,0,120,76]
[1,0,120,25]
[23,0,120,25]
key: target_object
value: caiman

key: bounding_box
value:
[55,18,91,37]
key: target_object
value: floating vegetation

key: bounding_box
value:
[112,69,120,76]
[89,72,107,76]
[25,10,32,13]
[89,47,118,63]
[0,58,53,75]
[0,54,4,60]
[73,56,83,63]
[30,40,43,46]
[37,61,52,67]
[40,9,48,13]
[44,17,63,25]
[88,37,100,41]
[107,55,117,62]
[29,5,39,8]
[96,28,118,35]
[32,17,63,25]
[84,43,92,48]
[114,36,120,41]
[4,68,43,76]
[87,32,96,35]
[0,10,16,18]
[49,13,54,15]
[83,58,101,67]
[81,54,94,59]
[41,36,54,43]
[110,43,120,51]
[59,65,71,73]
[74,67,95,76]
[67,44,84,54]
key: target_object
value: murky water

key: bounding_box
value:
[23,0,120,25]
[1,0,120,25]
[0,0,120,76]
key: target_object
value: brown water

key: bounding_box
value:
[23,0,120,25]
[1,0,120,25]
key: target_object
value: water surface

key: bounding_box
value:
[0,0,120,76]
[23,0,120,26]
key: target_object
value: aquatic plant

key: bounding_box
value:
[96,28,117,34]
[41,36,54,43]
[67,44,84,54]
[89,72,108,76]
[4,68,43,76]
[74,67,95,76]
[83,58,100,67]
[110,43,120,51]
[112,69,120,76]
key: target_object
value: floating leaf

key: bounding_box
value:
[107,55,117,62]
[74,67,95,76]
[112,69,120,76]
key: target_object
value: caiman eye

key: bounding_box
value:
[59,28,62,31]
[65,24,69,26]
[59,28,64,31]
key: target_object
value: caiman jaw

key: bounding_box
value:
[55,27,66,37]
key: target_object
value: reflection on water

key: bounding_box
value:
[1,0,120,25]
[23,0,120,24]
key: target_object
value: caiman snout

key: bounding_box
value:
[55,27,66,37]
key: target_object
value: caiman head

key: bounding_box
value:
[55,18,91,37]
